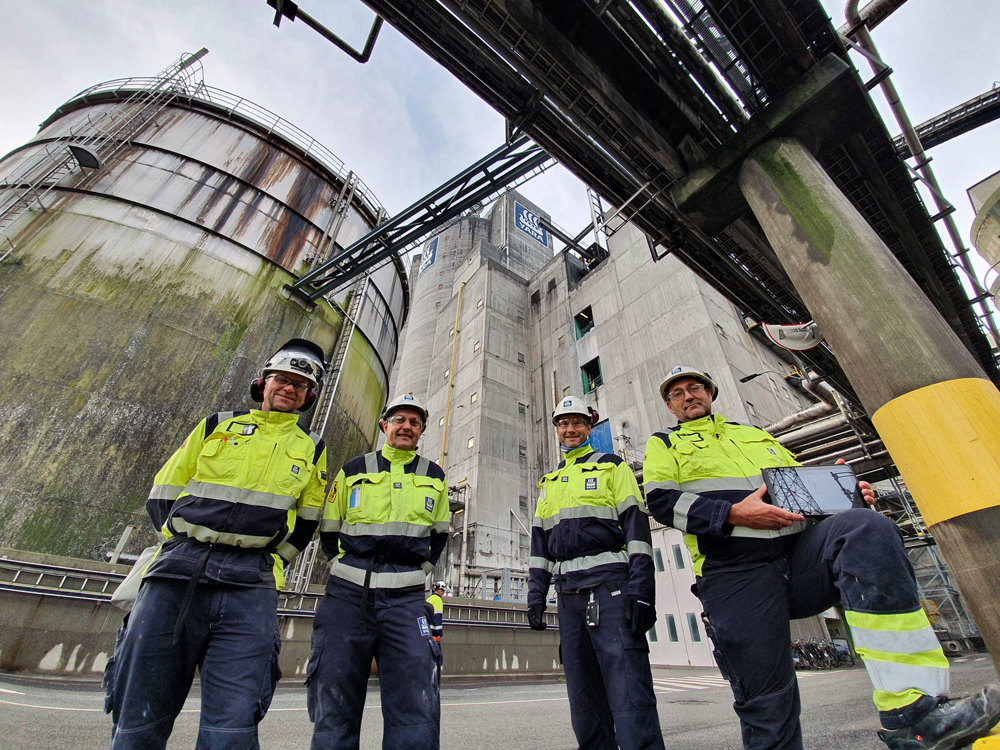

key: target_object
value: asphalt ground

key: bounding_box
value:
[1,656,996,749]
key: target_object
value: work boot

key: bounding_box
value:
[878,685,1000,750]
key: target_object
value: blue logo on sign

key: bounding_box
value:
[349,487,361,509]
[514,201,548,246]
[585,477,598,491]
[419,237,438,275]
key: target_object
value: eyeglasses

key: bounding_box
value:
[386,415,424,429]
[555,418,590,429]
[268,374,311,393]
[667,383,708,401]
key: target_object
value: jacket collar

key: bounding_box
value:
[249,409,301,433]
[563,441,593,463]
[677,414,726,433]
[381,442,417,464]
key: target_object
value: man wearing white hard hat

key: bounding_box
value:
[106,338,329,749]
[528,395,664,749]
[309,393,449,750]
[643,365,1000,750]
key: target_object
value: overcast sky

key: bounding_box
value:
[1,0,997,296]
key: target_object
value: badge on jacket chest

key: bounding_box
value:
[584,477,598,491]
[425,496,435,512]
[349,487,361,509]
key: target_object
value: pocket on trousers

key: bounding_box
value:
[255,631,282,724]
[103,616,129,715]
[620,622,651,655]
[305,639,323,723]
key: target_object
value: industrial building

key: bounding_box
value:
[0,54,406,559]
[393,190,835,666]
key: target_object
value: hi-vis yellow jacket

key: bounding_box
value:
[144,409,327,589]
[643,413,804,576]
[320,443,449,603]
[528,444,655,605]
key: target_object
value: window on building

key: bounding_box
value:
[666,615,679,643]
[519,495,528,511]
[581,357,603,394]
[519,532,529,556]
[468,436,475,449]
[438,283,444,289]
[517,402,526,415]
[530,290,541,307]
[653,549,665,573]
[686,613,703,642]
[518,444,527,463]
[517,352,525,364]
[547,278,557,294]
[647,624,659,643]
[574,306,595,339]
[672,544,685,570]
[471,391,478,404]
[473,340,481,353]
[557,335,565,348]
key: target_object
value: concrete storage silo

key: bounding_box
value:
[0,53,406,558]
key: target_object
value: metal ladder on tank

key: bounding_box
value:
[286,276,370,593]
[0,49,208,244]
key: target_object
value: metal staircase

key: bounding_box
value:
[0,49,208,244]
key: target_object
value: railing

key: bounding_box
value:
[49,77,386,223]
[0,557,553,627]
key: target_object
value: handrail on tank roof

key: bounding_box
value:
[47,77,385,223]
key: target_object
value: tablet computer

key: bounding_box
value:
[761,465,863,517]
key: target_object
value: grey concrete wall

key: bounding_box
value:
[0,552,562,677]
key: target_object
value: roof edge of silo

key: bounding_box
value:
[41,80,386,229]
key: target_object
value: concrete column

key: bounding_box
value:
[738,136,1000,667]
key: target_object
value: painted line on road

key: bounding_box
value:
[0,699,101,712]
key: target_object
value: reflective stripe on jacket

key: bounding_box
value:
[321,443,449,601]
[643,414,805,576]
[528,445,655,605]
[144,409,327,589]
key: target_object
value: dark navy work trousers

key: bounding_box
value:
[557,582,665,750]
[307,590,441,750]
[104,578,281,750]
[697,509,919,750]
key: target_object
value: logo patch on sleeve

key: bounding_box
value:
[425,496,435,512]
[418,616,430,636]
[584,477,598,491]
[291,465,300,475]
[561,476,569,482]
[394,481,402,489]
[349,487,361,509]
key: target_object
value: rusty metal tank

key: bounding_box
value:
[0,58,406,558]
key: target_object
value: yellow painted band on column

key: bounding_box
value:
[872,378,1000,527]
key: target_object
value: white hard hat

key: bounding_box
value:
[261,338,325,386]
[551,395,598,426]
[659,365,718,402]
[433,580,446,591]
[381,393,429,427]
